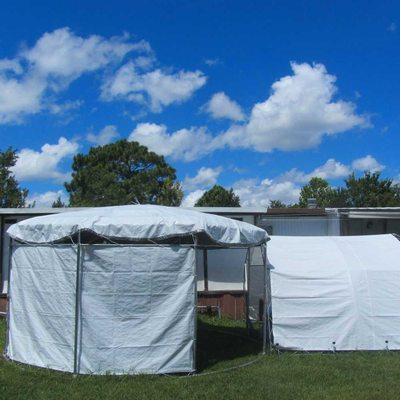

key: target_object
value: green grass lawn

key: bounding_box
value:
[1,316,400,400]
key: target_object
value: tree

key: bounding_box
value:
[52,196,67,208]
[65,140,183,206]
[195,185,241,207]
[299,177,337,208]
[269,200,288,208]
[0,148,28,207]
[344,172,400,207]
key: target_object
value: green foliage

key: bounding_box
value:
[195,185,240,207]
[52,196,67,208]
[298,172,400,208]
[299,177,339,208]
[0,148,28,207]
[344,172,400,207]
[269,200,288,208]
[65,140,183,207]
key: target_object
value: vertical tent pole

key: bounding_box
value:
[261,243,268,354]
[245,247,251,333]
[203,249,208,292]
[192,237,198,373]
[5,237,13,356]
[73,231,81,375]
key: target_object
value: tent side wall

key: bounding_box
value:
[7,244,77,371]
[270,235,400,351]
[7,244,196,374]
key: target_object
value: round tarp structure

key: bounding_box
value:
[5,205,268,375]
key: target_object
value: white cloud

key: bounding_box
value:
[0,75,45,123]
[101,63,207,112]
[279,159,351,184]
[203,92,245,121]
[183,166,222,191]
[0,28,145,123]
[181,189,206,207]
[388,22,397,32]
[352,155,385,173]
[129,122,219,162]
[87,125,119,145]
[49,99,83,115]
[12,137,78,182]
[136,62,368,161]
[233,178,300,207]
[27,190,68,207]
[204,58,220,66]
[231,155,384,207]
[0,59,22,74]
[23,28,145,83]
[221,62,368,152]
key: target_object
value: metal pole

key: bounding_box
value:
[193,239,198,373]
[203,249,208,292]
[245,247,250,333]
[4,237,13,356]
[73,231,81,375]
[261,244,268,354]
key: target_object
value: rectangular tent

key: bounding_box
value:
[269,234,400,351]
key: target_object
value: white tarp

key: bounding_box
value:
[7,205,267,246]
[269,234,400,351]
[7,245,196,374]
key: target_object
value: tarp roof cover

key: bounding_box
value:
[7,204,268,246]
[269,234,400,351]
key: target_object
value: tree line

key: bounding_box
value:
[1,140,400,208]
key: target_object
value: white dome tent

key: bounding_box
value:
[4,205,269,375]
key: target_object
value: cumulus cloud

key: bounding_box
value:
[221,63,368,152]
[232,178,301,207]
[203,92,245,121]
[87,125,119,145]
[279,159,351,184]
[129,122,219,162]
[27,190,68,207]
[12,137,78,182]
[0,28,146,123]
[181,189,206,207]
[101,62,207,112]
[23,28,143,84]
[230,155,384,207]
[183,166,223,191]
[136,63,367,161]
[351,155,385,173]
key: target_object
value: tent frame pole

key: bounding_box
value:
[193,238,198,373]
[73,231,82,375]
[261,243,270,354]
[245,247,251,333]
[4,238,13,357]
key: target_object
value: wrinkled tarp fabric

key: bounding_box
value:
[7,245,196,374]
[269,234,400,351]
[7,205,268,246]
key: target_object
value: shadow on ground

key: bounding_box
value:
[196,316,262,371]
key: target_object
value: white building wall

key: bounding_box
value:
[260,216,340,236]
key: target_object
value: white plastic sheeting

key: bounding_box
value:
[7,244,196,374]
[7,205,268,246]
[269,234,400,351]
[196,249,248,291]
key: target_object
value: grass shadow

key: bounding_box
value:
[196,315,262,371]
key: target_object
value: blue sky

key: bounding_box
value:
[0,1,399,206]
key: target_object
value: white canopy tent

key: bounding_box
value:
[5,205,269,375]
[269,234,400,351]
